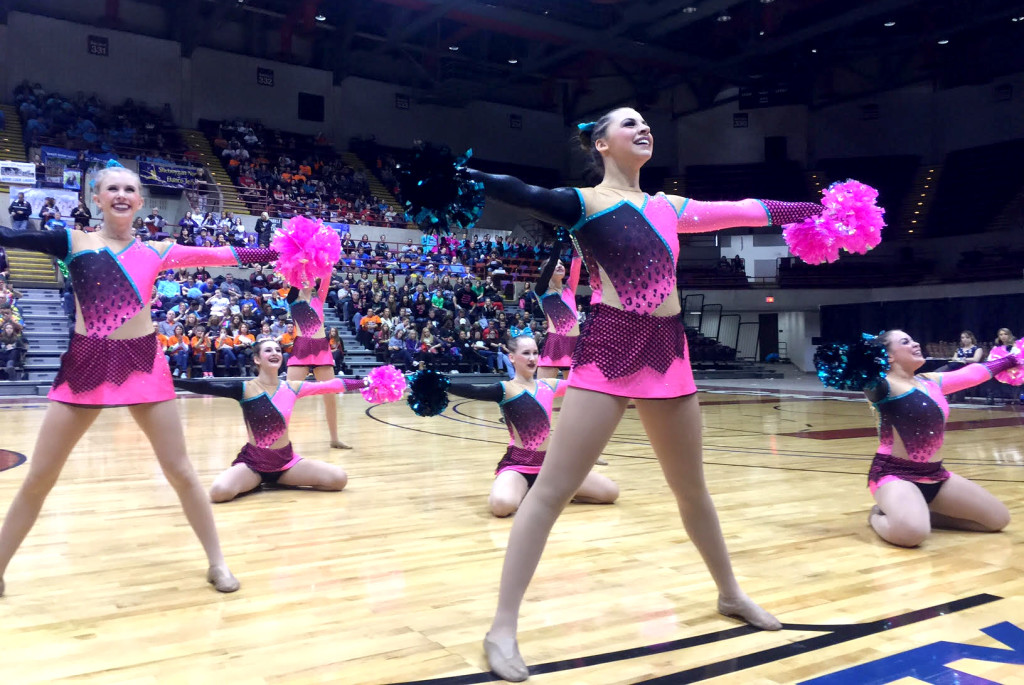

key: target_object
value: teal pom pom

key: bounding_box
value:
[406,369,451,416]
[814,339,890,391]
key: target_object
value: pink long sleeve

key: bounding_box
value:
[938,356,1020,395]
[676,198,822,234]
[566,255,582,293]
[296,378,364,398]
[161,244,278,270]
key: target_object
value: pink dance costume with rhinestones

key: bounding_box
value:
[464,172,822,398]
[0,227,276,406]
[173,377,362,480]
[286,278,335,368]
[536,249,582,369]
[449,379,567,477]
[864,357,1019,499]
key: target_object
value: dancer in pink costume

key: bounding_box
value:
[464,107,830,680]
[444,335,617,517]
[174,340,366,502]
[859,330,1019,547]
[0,164,278,596]
[285,278,352,449]
[534,241,582,380]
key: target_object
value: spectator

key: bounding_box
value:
[143,207,166,239]
[44,210,67,231]
[71,201,92,230]
[0,321,26,380]
[164,323,191,378]
[255,212,274,247]
[8,192,32,231]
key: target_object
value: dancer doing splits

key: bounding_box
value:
[0,164,278,595]
[174,340,364,502]
[461,107,831,680]
[286,277,352,449]
[443,335,617,517]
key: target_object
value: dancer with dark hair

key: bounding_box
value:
[446,107,838,680]
[444,335,617,517]
[534,241,581,380]
[174,340,364,503]
[285,277,352,449]
[818,330,1020,548]
[0,164,279,595]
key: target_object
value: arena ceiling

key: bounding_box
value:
[22,0,1024,119]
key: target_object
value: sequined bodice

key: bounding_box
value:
[241,382,299,447]
[66,237,171,337]
[500,381,556,451]
[875,379,948,462]
[570,192,680,315]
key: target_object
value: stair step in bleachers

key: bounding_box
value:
[182,129,248,216]
[0,104,28,195]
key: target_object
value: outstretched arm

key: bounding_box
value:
[931,355,1022,395]
[673,197,823,234]
[173,377,245,401]
[566,254,582,293]
[534,240,568,296]
[467,170,582,228]
[160,243,278,270]
[448,380,504,403]
[295,377,366,398]
[0,226,69,259]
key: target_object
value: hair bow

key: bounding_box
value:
[577,121,596,133]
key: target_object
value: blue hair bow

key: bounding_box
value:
[105,159,125,169]
[577,121,596,134]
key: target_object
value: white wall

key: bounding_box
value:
[811,75,1024,163]
[676,102,809,166]
[4,12,184,121]
[190,48,336,137]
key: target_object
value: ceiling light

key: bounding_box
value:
[884,21,896,27]
[937,39,949,44]
[683,6,698,13]
[448,45,459,51]
[759,30,765,36]
[508,58,518,64]
[717,13,732,22]
[760,0,774,3]
[314,14,326,21]
[811,48,817,53]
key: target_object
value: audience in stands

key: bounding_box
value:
[0,322,26,380]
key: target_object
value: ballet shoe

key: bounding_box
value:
[595,457,608,466]
[207,565,240,593]
[717,595,782,631]
[330,440,353,450]
[483,632,529,682]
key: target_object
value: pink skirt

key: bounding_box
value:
[569,304,696,399]
[233,442,302,473]
[495,445,545,476]
[287,336,334,368]
[49,333,176,406]
[538,332,577,369]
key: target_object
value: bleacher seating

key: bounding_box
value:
[926,139,1024,238]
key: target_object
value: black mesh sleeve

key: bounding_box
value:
[173,378,244,402]
[448,381,505,403]
[0,226,69,260]
[467,170,582,228]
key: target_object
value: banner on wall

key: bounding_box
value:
[0,161,36,185]
[8,186,81,220]
[138,162,203,189]
[39,146,117,165]
[63,169,82,191]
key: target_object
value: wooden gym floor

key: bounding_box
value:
[0,381,1022,684]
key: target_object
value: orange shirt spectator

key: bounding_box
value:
[191,333,211,362]
[234,333,256,348]
[298,164,312,177]
[281,172,293,183]
[214,330,235,350]
[280,330,296,353]
[360,313,382,330]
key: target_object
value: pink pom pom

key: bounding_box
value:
[782,217,842,265]
[823,180,885,255]
[360,365,408,403]
[782,179,886,265]
[270,216,342,287]
[988,339,1024,386]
